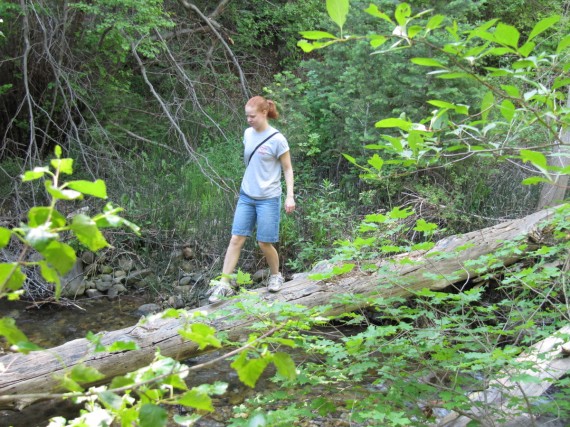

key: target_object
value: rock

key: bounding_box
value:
[180,261,194,273]
[107,284,127,300]
[84,280,95,289]
[179,276,193,286]
[95,279,113,292]
[60,260,85,298]
[118,257,134,272]
[123,268,153,284]
[85,289,103,298]
[174,285,193,298]
[99,274,113,282]
[114,270,126,278]
[252,269,269,282]
[99,265,113,274]
[80,251,95,265]
[168,295,184,309]
[134,303,161,317]
[182,247,194,259]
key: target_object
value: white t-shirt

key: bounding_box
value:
[241,126,289,199]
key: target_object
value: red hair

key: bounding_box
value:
[246,96,279,119]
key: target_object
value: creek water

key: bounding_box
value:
[0,294,151,427]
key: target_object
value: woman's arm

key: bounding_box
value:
[279,151,296,214]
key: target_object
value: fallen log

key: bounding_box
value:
[437,325,570,427]
[0,207,559,410]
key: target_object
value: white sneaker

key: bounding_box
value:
[207,281,235,303]
[267,273,284,293]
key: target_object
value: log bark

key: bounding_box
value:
[0,207,559,410]
[438,325,570,427]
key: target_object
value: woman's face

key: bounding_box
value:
[245,105,268,131]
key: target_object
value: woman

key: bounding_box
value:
[207,96,295,303]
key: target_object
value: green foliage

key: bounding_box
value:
[0,146,139,351]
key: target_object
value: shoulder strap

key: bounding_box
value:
[247,132,280,166]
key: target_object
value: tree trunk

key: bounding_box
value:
[0,207,559,410]
[537,88,570,209]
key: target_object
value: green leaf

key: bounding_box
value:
[364,4,392,23]
[98,391,124,411]
[71,214,109,251]
[414,219,438,233]
[367,154,384,171]
[501,85,520,98]
[273,352,297,380]
[0,317,28,345]
[364,213,387,223]
[394,3,411,26]
[411,57,444,67]
[66,180,108,199]
[177,389,214,411]
[299,31,336,40]
[332,263,355,275]
[22,167,49,182]
[59,376,83,393]
[522,176,550,185]
[326,0,349,30]
[557,34,570,54]
[342,153,357,165]
[426,14,445,30]
[54,145,62,158]
[231,352,269,388]
[0,227,10,249]
[520,149,548,170]
[42,240,77,275]
[39,260,60,285]
[45,180,82,201]
[107,340,139,352]
[481,91,494,120]
[528,15,560,42]
[50,158,74,175]
[178,323,221,350]
[499,99,515,121]
[369,35,387,48]
[388,206,414,219]
[297,39,315,53]
[28,207,67,228]
[139,404,168,427]
[375,118,412,131]
[0,263,26,290]
[553,77,570,91]
[518,41,535,57]
[70,363,105,384]
[494,23,520,48]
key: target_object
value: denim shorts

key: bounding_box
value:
[231,190,281,242]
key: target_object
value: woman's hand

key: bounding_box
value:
[285,195,296,214]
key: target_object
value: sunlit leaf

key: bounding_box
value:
[0,262,26,290]
[139,404,168,427]
[273,352,297,380]
[326,0,349,30]
[70,363,106,384]
[499,99,515,121]
[481,91,494,121]
[0,317,27,345]
[375,118,412,131]
[231,352,269,388]
[178,323,221,350]
[364,4,393,23]
[71,214,109,251]
[299,31,336,40]
[297,39,315,53]
[45,180,82,201]
[0,227,10,249]
[411,57,444,67]
[42,240,77,275]
[50,158,74,175]
[528,15,560,42]
[177,389,214,411]
[66,180,108,199]
[494,23,519,48]
[28,207,67,228]
[22,167,49,182]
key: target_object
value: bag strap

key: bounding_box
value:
[246,132,280,167]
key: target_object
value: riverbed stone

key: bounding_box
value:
[107,284,127,300]
[252,269,269,282]
[99,265,113,274]
[118,257,134,272]
[86,289,103,298]
[168,295,184,308]
[81,251,95,265]
[61,260,86,298]
[95,279,113,292]
[182,246,194,259]
[135,303,161,317]
[114,270,126,278]
[178,275,193,286]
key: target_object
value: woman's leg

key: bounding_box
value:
[221,235,247,282]
[258,241,279,275]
